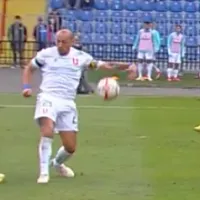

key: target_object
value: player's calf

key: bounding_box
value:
[52,131,76,178]
[37,117,54,183]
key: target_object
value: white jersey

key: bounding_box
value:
[31,46,94,100]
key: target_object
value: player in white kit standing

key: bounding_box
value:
[133,19,160,81]
[22,29,136,184]
[167,24,185,81]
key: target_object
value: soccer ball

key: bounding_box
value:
[97,77,120,100]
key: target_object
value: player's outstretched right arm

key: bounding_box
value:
[22,61,34,97]
[22,49,46,97]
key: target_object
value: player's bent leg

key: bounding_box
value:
[154,62,161,79]
[146,60,153,81]
[173,63,180,81]
[136,59,144,80]
[52,131,76,178]
[37,117,54,184]
[167,63,173,81]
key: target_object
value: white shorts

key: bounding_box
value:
[168,53,181,64]
[34,93,78,132]
[137,52,155,60]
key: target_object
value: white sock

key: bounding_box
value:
[167,68,173,78]
[147,63,153,79]
[38,137,53,176]
[154,65,160,72]
[53,146,72,167]
[173,69,179,78]
[137,63,143,78]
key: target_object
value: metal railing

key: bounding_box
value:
[0,40,199,72]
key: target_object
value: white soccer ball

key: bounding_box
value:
[97,77,120,100]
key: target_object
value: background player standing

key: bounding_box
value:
[167,24,185,81]
[133,18,160,81]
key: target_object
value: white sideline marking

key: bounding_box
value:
[0,104,198,110]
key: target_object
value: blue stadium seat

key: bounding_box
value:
[62,21,77,32]
[155,12,168,24]
[79,22,93,33]
[77,10,93,21]
[157,25,168,36]
[49,0,64,10]
[124,0,138,11]
[125,23,137,35]
[110,34,123,45]
[184,2,197,12]
[124,11,138,22]
[110,11,124,22]
[94,0,108,10]
[94,22,108,33]
[140,12,153,20]
[110,23,123,34]
[184,13,197,24]
[186,0,196,2]
[65,10,77,21]
[169,1,182,12]
[154,1,168,12]
[123,34,134,45]
[139,1,154,11]
[186,37,198,47]
[94,10,108,21]
[184,26,198,36]
[109,0,124,10]
[58,9,67,19]
[80,34,92,44]
[170,13,183,24]
[185,37,198,61]
[92,34,107,44]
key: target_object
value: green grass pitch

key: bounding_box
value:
[0,94,200,200]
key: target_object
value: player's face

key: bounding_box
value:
[144,23,150,30]
[56,35,73,55]
[176,26,181,33]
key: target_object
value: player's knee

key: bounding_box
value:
[64,145,76,154]
[40,126,53,137]
[39,118,54,137]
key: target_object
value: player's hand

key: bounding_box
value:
[22,88,32,97]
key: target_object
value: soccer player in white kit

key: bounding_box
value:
[167,24,185,81]
[22,29,136,184]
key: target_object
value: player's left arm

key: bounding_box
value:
[88,60,136,71]
[152,31,160,53]
[181,36,186,58]
[85,53,136,79]
[88,60,137,80]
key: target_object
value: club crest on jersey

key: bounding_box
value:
[72,58,79,66]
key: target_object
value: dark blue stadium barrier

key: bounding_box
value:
[0,40,199,72]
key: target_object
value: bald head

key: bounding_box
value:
[55,29,74,55]
[56,29,74,40]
